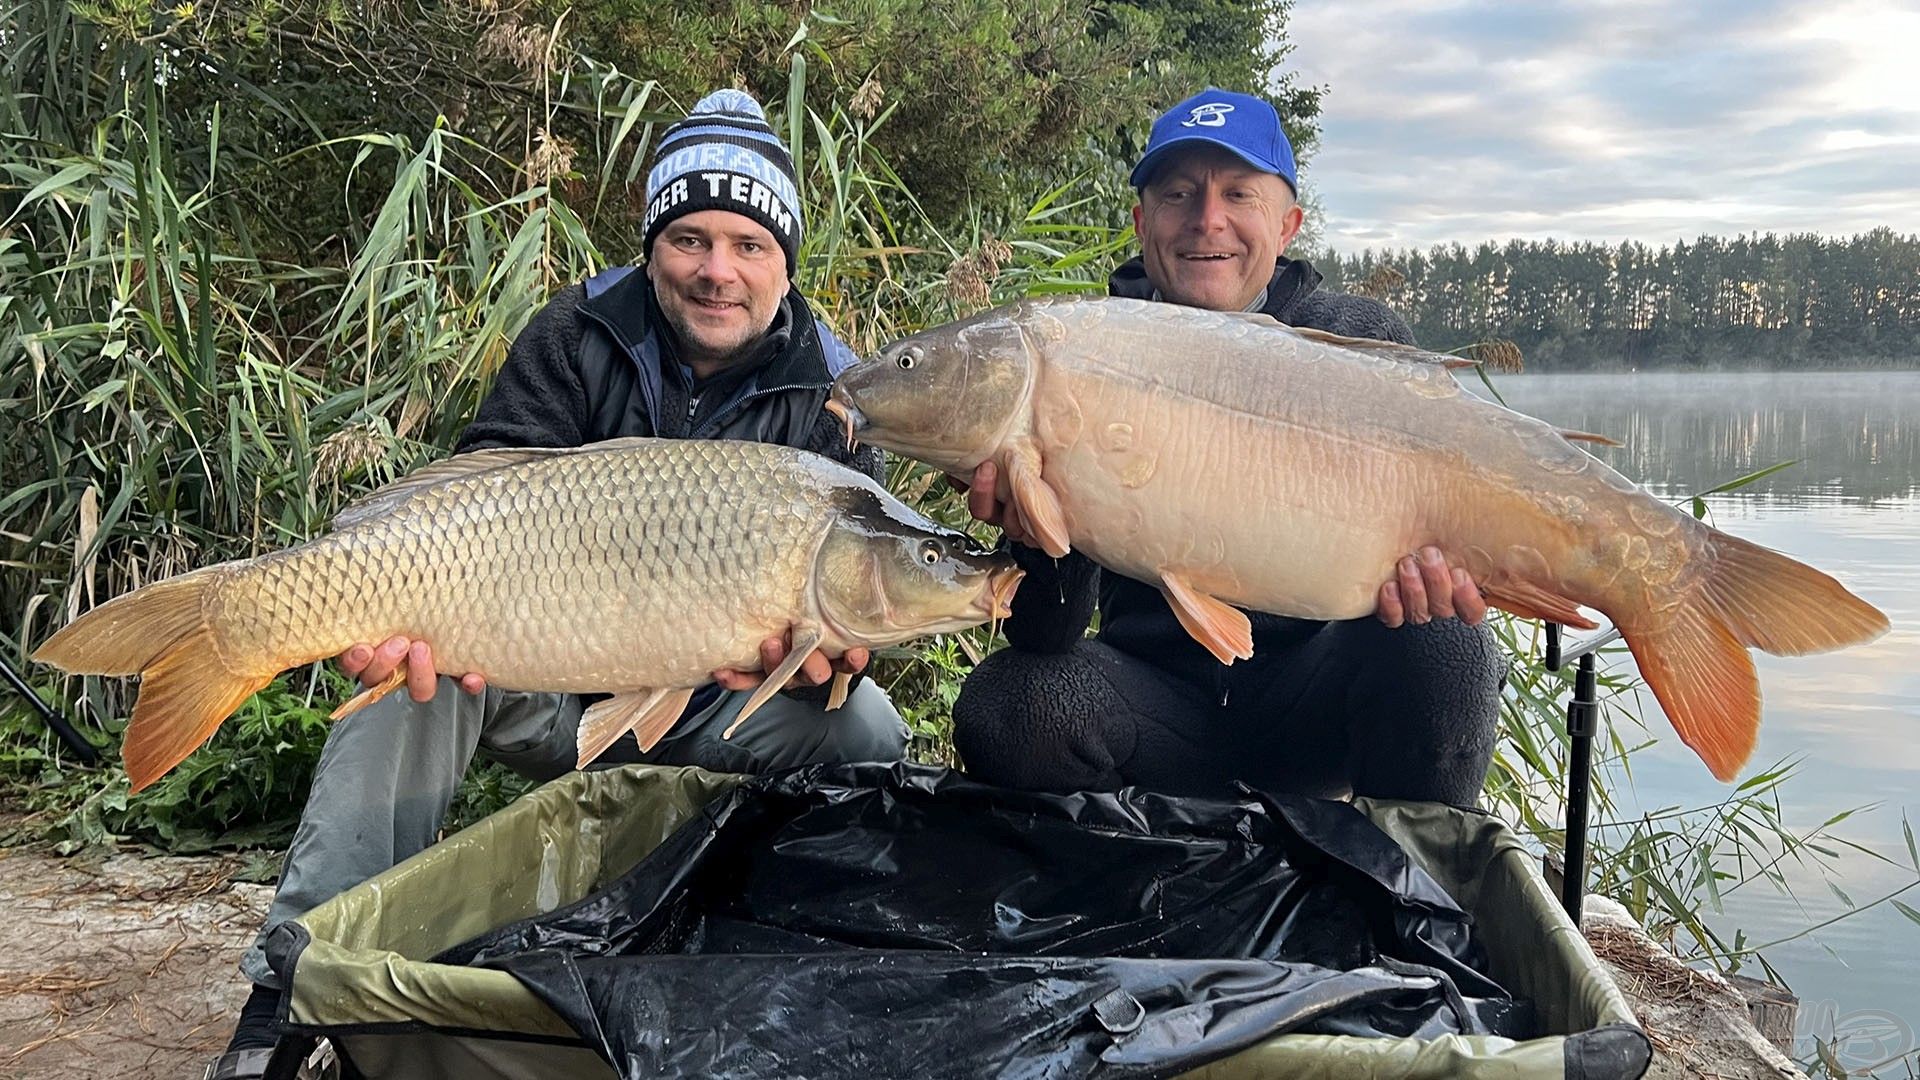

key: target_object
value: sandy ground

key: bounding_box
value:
[0,840,271,1079]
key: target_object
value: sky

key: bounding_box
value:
[1284,0,1920,253]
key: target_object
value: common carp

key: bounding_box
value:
[826,296,1889,781]
[33,437,1022,791]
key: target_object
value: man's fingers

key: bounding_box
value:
[796,649,833,687]
[406,641,437,702]
[1419,547,1456,620]
[966,462,1000,525]
[340,643,373,679]
[1452,568,1489,626]
[834,647,870,675]
[759,637,786,673]
[362,636,411,688]
[458,672,487,695]
[1376,581,1405,628]
[1396,556,1430,624]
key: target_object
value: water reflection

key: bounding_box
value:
[1486,371,1920,505]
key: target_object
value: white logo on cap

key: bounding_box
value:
[1182,103,1235,128]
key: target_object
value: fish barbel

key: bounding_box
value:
[32,437,1022,791]
[826,296,1889,781]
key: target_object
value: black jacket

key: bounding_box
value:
[458,266,883,707]
[999,256,1416,698]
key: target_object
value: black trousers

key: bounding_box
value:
[952,617,1505,807]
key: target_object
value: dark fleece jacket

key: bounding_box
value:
[998,256,1417,698]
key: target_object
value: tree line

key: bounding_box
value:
[1319,230,1920,370]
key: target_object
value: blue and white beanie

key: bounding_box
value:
[642,89,804,274]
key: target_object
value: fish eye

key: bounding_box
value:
[897,348,920,370]
[919,539,943,564]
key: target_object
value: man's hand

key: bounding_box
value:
[949,460,1032,545]
[1377,546,1488,628]
[339,637,487,703]
[712,632,869,692]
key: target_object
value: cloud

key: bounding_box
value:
[1285,0,1920,251]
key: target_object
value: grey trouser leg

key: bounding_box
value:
[241,676,904,988]
[636,678,908,775]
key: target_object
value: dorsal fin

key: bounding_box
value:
[332,447,562,529]
[331,437,683,529]
[1558,428,1623,447]
[328,437,688,529]
[1282,324,1478,372]
[338,436,682,529]
[1219,310,1284,328]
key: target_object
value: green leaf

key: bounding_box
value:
[1693,459,1800,498]
[1698,847,1724,913]
[10,161,98,215]
[79,378,128,410]
[1813,1038,1845,1077]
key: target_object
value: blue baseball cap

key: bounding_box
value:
[1129,87,1298,195]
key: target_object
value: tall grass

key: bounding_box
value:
[4,6,1914,1041]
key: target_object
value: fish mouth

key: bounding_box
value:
[975,566,1025,640]
[824,398,865,454]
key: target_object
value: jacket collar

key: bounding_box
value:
[1107,256,1325,322]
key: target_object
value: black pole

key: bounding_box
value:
[0,653,101,764]
[1562,653,1598,924]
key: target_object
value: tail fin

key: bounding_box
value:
[1623,530,1888,781]
[32,569,273,791]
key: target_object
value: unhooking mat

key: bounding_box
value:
[267,762,1651,1080]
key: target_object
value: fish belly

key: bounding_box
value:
[1039,368,1424,620]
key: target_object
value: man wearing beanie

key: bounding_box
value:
[205,89,906,1079]
[949,88,1506,810]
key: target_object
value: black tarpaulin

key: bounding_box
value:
[440,762,1533,1079]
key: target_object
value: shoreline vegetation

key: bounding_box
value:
[3,2,1916,1074]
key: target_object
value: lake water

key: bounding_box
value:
[1491,371,1920,1073]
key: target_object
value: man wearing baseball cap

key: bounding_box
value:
[205,88,908,1078]
[952,89,1507,811]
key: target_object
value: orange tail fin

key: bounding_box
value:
[31,569,273,791]
[1622,530,1888,781]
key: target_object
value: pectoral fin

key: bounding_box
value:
[1006,439,1071,558]
[578,688,672,767]
[631,687,698,753]
[1159,571,1254,665]
[329,666,408,721]
[725,628,824,739]
[827,671,852,711]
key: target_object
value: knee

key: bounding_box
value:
[1345,618,1505,805]
[831,680,909,764]
[1366,617,1505,718]
[952,646,1132,792]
